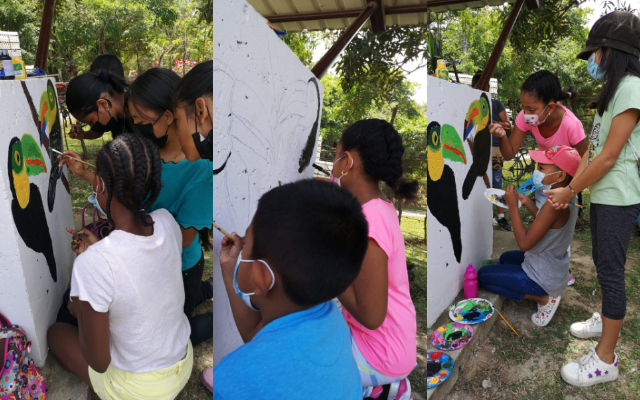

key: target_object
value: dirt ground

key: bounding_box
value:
[443,238,640,400]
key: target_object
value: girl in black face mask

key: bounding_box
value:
[173,60,214,161]
[127,67,215,348]
[66,70,131,140]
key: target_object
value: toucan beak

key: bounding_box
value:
[21,134,47,177]
[441,124,467,165]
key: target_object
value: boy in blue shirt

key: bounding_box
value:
[208,179,369,399]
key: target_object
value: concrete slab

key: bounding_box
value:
[42,351,92,400]
[424,229,519,400]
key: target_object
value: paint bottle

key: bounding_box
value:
[0,49,15,80]
[463,264,478,299]
[435,59,449,82]
[11,51,25,80]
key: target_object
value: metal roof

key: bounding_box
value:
[246,0,429,32]
[428,0,517,13]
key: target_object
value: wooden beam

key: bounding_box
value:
[370,0,386,34]
[525,0,540,10]
[311,2,378,79]
[35,0,56,71]
[477,0,525,91]
[267,4,429,24]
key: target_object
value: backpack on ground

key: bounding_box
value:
[0,313,47,400]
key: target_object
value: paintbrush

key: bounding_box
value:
[312,163,330,176]
[498,311,519,337]
[49,147,96,169]
[212,221,232,239]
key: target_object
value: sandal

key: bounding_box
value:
[201,368,213,392]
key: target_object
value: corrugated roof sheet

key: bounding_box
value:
[428,0,516,13]
[246,0,428,32]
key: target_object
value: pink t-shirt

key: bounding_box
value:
[343,199,417,377]
[515,104,586,151]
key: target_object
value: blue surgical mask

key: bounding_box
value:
[532,169,561,191]
[88,177,106,216]
[587,53,605,82]
[233,252,275,311]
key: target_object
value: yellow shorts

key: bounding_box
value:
[89,340,193,400]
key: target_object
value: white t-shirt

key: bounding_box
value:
[70,209,190,373]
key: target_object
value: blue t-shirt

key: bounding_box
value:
[210,301,361,399]
[149,159,213,270]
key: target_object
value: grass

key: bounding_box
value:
[62,131,214,398]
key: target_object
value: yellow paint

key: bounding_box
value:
[427,148,444,181]
[435,60,449,82]
[12,170,29,209]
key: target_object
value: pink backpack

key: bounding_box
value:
[0,313,47,400]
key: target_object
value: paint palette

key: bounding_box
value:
[427,352,454,389]
[449,298,495,324]
[484,188,522,209]
[430,322,474,351]
[517,177,537,196]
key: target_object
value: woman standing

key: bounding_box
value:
[545,11,640,387]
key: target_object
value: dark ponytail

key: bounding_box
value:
[521,70,577,104]
[592,47,640,116]
[67,71,128,118]
[340,119,419,202]
[96,134,163,227]
[173,60,213,115]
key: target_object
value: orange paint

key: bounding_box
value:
[443,144,467,164]
[26,158,47,172]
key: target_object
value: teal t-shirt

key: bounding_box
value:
[149,159,213,270]
[587,75,640,206]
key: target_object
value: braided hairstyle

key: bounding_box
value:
[96,133,163,227]
[340,119,419,202]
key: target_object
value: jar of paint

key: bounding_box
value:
[463,264,478,299]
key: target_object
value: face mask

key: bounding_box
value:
[88,177,106,216]
[329,155,353,187]
[193,106,214,161]
[587,53,605,82]
[133,114,169,149]
[233,252,275,312]
[532,169,561,191]
[524,104,551,127]
[91,99,124,135]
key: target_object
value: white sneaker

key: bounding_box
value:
[531,296,561,327]
[561,346,618,387]
[570,312,603,339]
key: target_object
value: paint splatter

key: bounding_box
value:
[298,77,321,173]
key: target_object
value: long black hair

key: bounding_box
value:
[90,53,125,78]
[340,119,419,202]
[66,71,128,118]
[521,70,577,104]
[592,47,640,116]
[96,134,163,227]
[129,68,180,120]
[172,60,213,115]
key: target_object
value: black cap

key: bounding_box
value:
[577,11,640,60]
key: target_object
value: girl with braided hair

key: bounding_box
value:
[48,134,192,399]
[330,119,418,399]
[66,70,131,140]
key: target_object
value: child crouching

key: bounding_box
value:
[478,145,581,326]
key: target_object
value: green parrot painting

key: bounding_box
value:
[8,134,58,282]
[39,80,64,212]
[427,121,467,263]
[462,92,492,200]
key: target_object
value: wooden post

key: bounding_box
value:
[477,0,526,91]
[35,0,56,71]
[370,0,386,34]
[311,2,378,79]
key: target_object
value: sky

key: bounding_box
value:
[310,1,609,107]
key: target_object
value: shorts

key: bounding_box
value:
[89,340,193,400]
[492,168,503,189]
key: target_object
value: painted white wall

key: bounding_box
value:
[426,76,493,328]
[0,78,75,366]
[211,0,324,364]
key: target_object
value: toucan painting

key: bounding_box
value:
[8,134,57,282]
[38,80,64,212]
[427,121,467,263]
[462,92,492,200]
